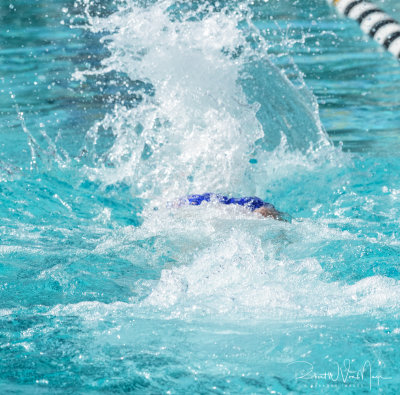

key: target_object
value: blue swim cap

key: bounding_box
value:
[184,193,274,211]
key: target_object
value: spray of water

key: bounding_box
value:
[68,0,400,320]
[76,0,332,202]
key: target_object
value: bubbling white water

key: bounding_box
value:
[77,0,331,201]
[145,207,399,319]
[67,205,400,320]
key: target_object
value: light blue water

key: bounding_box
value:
[1,0,400,393]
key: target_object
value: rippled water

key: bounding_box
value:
[1,0,400,393]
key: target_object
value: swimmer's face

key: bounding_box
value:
[254,205,281,219]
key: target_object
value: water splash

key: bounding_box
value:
[77,0,333,202]
[67,0,400,321]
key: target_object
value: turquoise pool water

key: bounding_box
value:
[1,0,400,393]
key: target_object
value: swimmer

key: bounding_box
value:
[170,193,286,220]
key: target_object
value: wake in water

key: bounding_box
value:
[67,0,400,320]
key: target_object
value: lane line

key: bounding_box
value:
[327,0,400,59]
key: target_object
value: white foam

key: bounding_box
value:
[141,218,400,319]
[78,0,331,200]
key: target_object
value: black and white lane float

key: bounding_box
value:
[327,0,400,59]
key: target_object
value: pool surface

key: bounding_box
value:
[1,0,400,393]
